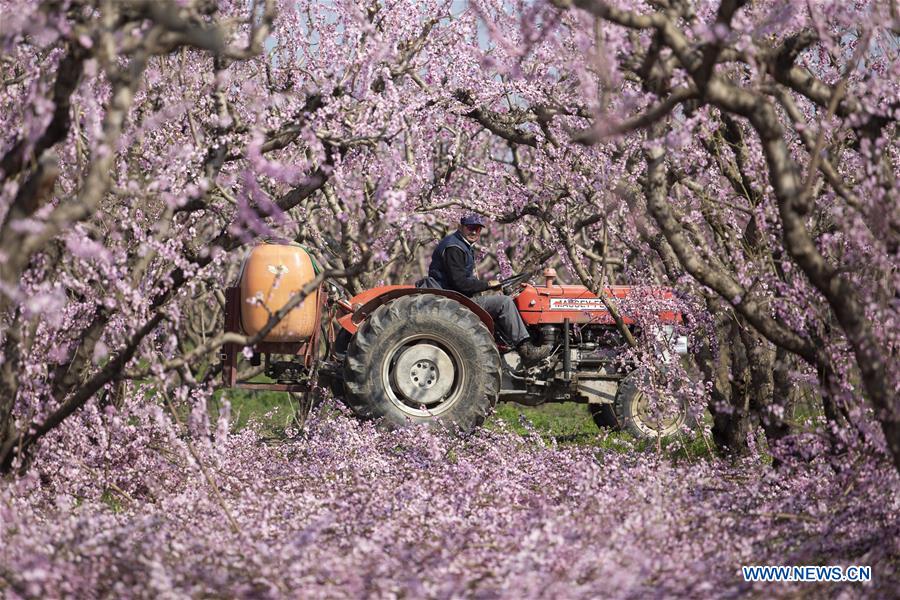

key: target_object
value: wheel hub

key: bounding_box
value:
[634,392,683,433]
[391,343,455,406]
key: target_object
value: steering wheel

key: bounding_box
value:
[498,272,533,295]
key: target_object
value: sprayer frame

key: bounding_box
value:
[220,286,326,392]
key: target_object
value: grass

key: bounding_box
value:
[214,389,714,460]
[210,388,307,433]
[99,489,127,513]
[488,402,599,441]
[488,402,713,460]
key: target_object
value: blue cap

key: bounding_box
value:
[460,214,486,227]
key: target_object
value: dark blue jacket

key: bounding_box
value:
[427,231,488,296]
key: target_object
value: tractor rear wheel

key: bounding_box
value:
[343,294,501,433]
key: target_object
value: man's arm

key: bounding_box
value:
[444,247,490,295]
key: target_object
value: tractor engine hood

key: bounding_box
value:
[514,284,682,326]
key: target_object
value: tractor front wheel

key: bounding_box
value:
[343,294,501,434]
[589,403,619,430]
[591,371,688,440]
[616,371,688,440]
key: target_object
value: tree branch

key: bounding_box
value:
[453,90,538,147]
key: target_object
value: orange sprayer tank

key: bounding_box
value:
[239,244,318,342]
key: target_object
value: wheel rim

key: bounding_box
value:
[381,334,466,417]
[632,391,686,438]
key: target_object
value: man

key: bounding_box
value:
[426,214,551,366]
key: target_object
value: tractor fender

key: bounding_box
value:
[337,286,495,337]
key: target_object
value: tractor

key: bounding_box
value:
[221,243,689,439]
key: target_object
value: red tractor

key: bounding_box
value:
[222,244,689,439]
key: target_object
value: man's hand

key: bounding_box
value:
[487,279,502,290]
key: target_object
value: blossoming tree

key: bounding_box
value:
[1,0,898,474]
[460,0,898,465]
[0,0,643,470]
[1,0,899,596]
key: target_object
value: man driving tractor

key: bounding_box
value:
[425,214,552,367]
[228,215,689,438]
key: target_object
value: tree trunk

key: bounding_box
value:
[712,318,753,455]
[695,300,753,456]
[741,324,791,446]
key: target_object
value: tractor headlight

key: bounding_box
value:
[663,325,689,355]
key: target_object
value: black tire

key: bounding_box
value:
[611,370,688,440]
[333,327,353,356]
[343,294,500,433]
[325,328,353,399]
[589,403,621,430]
